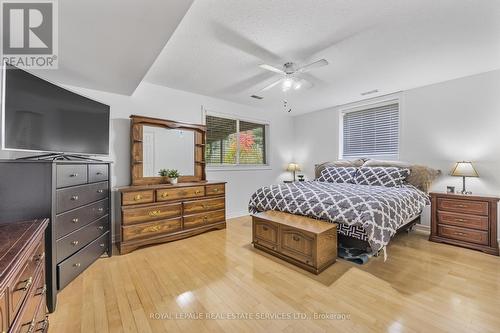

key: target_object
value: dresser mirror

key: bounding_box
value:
[130,115,206,185]
[142,125,195,177]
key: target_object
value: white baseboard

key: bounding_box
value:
[227,211,249,219]
[414,224,430,234]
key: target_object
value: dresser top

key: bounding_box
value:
[0,219,48,288]
[116,181,226,192]
[430,192,500,201]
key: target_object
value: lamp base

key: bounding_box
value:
[461,176,472,195]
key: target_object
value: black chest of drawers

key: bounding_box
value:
[0,160,112,312]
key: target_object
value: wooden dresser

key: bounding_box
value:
[0,219,49,333]
[118,182,226,254]
[429,192,499,255]
[0,160,112,312]
[252,211,337,274]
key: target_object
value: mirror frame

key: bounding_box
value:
[130,115,206,185]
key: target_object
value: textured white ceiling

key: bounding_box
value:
[145,0,500,114]
[30,0,194,95]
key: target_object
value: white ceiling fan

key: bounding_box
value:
[256,59,328,94]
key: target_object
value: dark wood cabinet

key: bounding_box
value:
[0,160,112,313]
[430,192,499,255]
[0,219,49,333]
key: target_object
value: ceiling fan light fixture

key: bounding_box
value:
[293,80,302,90]
[282,77,294,91]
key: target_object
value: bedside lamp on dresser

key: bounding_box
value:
[450,161,479,194]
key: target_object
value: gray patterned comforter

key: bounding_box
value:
[248,181,429,253]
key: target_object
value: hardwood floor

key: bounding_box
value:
[49,216,500,333]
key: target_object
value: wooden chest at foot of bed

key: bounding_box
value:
[251,211,337,274]
[118,182,226,254]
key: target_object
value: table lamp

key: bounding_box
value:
[451,161,479,194]
[286,163,301,182]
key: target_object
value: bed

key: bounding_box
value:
[248,159,439,256]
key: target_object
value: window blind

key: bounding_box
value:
[342,103,399,158]
[206,115,237,164]
[206,115,267,165]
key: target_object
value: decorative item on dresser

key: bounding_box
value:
[251,211,337,274]
[117,115,226,254]
[429,192,499,255]
[0,160,113,312]
[0,219,49,333]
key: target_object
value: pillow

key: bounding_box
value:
[362,159,440,192]
[317,166,357,183]
[315,159,366,179]
[354,167,410,187]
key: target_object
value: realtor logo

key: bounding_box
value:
[1,0,58,69]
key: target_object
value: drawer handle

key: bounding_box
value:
[456,204,466,208]
[213,188,219,192]
[96,172,103,175]
[262,226,269,231]
[148,210,161,217]
[69,173,78,178]
[40,318,49,331]
[146,225,161,232]
[21,276,33,291]
[195,190,201,194]
[134,194,143,201]
[71,195,79,201]
[293,235,300,241]
[203,204,209,209]
[37,284,47,296]
[98,225,104,231]
[97,189,104,193]
[457,218,465,222]
[72,218,79,223]
[73,263,81,268]
[27,319,35,333]
[100,243,105,248]
[34,252,45,262]
[161,193,168,198]
[71,240,79,246]
[98,207,104,212]
[454,232,466,236]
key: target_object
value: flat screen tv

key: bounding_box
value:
[1,63,110,155]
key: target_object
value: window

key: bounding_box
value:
[205,114,267,166]
[341,101,399,159]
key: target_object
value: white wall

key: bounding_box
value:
[294,70,500,233]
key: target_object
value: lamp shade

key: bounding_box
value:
[286,163,301,172]
[451,161,479,178]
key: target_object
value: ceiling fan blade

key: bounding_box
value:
[256,78,283,92]
[297,59,328,73]
[259,64,285,74]
[294,77,313,90]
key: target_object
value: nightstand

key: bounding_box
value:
[429,192,499,255]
